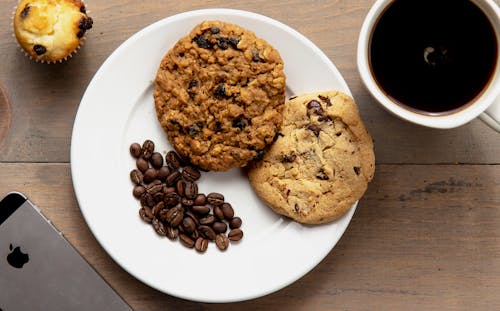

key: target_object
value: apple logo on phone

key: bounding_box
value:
[7,244,29,269]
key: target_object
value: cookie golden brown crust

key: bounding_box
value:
[154,20,286,171]
[248,91,375,224]
[13,0,92,63]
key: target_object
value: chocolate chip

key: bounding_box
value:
[307,124,321,136]
[232,118,246,129]
[253,150,264,161]
[318,116,332,122]
[80,4,86,13]
[316,168,329,180]
[214,84,227,98]
[33,45,46,56]
[210,26,220,34]
[78,17,93,30]
[193,35,213,49]
[252,49,264,62]
[215,121,223,132]
[228,37,240,49]
[20,5,30,18]
[216,37,229,50]
[354,167,361,175]
[187,124,200,136]
[273,132,284,142]
[282,154,296,163]
[318,95,332,107]
[77,30,85,38]
[306,100,324,116]
[294,204,300,213]
[188,80,198,88]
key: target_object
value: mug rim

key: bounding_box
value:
[357,0,500,129]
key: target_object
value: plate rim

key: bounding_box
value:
[71,8,355,303]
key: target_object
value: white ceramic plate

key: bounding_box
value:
[71,9,355,303]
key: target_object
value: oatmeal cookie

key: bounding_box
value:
[248,91,375,224]
[154,20,286,171]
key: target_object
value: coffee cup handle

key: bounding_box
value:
[479,96,500,133]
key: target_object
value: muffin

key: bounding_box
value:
[13,0,93,63]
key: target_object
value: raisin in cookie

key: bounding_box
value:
[154,20,286,171]
[248,91,375,224]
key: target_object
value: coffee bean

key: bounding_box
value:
[179,234,195,248]
[221,203,234,219]
[152,217,166,236]
[158,208,169,223]
[143,168,157,183]
[150,152,164,168]
[198,225,216,240]
[140,193,155,207]
[141,140,155,159]
[147,183,163,195]
[157,166,170,181]
[207,193,224,206]
[163,187,175,194]
[153,191,164,203]
[229,217,242,229]
[195,237,208,253]
[185,211,200,226]
[185,182,198,199]
[166,225,179,240]
[214,206,224,220]
[166,171,181,186]
[182,217,196,233]
[176,179,186,197]
[212,221,227,233]
[166,151,181,169]
[133,185,146,198]
[166,206,184,227]
[193,194,206,205]
[182,166,201,181]
[181,198,194,207]
[215,234,229,251]
[228,229,243,241]
[164,192,180,207]
[130,169,143,184]
[130,143,142,158]
[192,205,210,215]
[199,215,215,226]
[136,157,149,173]
[139,207,153,223]
[153,201,165,216]
[191,229,200,240]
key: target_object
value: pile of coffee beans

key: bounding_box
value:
[129,140,243,253]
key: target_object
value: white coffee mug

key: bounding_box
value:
[357,0,500,132]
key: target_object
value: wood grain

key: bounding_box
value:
[0,0,499,163]
[0,163,498,310]
[0,81,11,151]
[1,0,499,309]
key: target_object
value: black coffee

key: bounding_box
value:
[370,0,497,113]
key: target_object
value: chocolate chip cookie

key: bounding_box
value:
[248,91,375,224]
[154,20,286,171]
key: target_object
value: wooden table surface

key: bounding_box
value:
[1,0,499,309]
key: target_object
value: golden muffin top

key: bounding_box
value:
[13,0,93,63]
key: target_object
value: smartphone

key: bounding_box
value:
[0,192,132,311]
